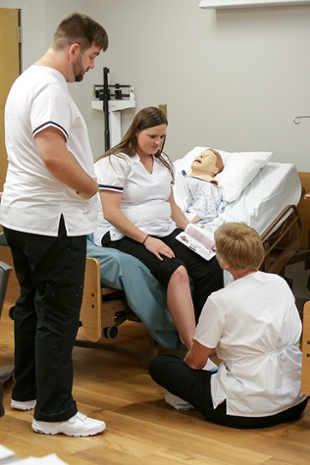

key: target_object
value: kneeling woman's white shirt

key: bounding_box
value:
[194,271,307,417]
[95,154,177,241]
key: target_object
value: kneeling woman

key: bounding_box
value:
[149,222,308,428]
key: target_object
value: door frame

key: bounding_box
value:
[0,1,28,71]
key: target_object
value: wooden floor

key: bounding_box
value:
[0,303,310,465]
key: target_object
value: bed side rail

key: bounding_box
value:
[260,205,304,275]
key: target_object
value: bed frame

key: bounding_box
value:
[1,172,310,357]
[260,173,310,275]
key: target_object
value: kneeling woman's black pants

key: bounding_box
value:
[149,354,308,429]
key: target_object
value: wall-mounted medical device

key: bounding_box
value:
[91,67,136,150]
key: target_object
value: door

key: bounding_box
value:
[0,8,20,192]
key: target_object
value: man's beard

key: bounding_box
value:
[73,58,88,82]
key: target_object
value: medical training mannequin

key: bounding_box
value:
[184,149,225,224]
[149,222,308,429]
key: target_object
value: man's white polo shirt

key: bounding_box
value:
[0,65,97,237]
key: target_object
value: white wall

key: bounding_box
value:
[2,0,310,166]
[93,0,310,166]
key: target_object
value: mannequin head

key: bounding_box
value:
[189,148,224,181]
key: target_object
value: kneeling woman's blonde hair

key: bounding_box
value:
[214,222,265,271]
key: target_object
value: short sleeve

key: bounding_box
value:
[31,84,71,141]
[95,155,131,193]
[194,294,225,348]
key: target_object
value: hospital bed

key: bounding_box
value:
[1,147,310,354]
[77,147,310,352]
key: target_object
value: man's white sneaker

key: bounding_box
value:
[32,412,106,437]
[164,390,194,411]
[11,399,36,410]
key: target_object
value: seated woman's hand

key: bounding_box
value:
[144,236,175,261]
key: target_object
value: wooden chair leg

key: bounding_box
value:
[149,336,159,358]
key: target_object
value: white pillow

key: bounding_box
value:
[173,146,273,202]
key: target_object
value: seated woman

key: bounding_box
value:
[183,148,226,224]
[149,222,308,429]
[94,107,223,349]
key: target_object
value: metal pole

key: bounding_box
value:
[103,67,110,150]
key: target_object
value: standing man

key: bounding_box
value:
[0,12,109,436]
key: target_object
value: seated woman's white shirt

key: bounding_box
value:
[95,154,177,241]
[194,271,306,417]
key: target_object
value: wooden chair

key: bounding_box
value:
[79,257,130,342]
[77,256,159,358]
[0,245,159,359]
[0,245,130,334]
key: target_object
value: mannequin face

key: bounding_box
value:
[190,149,219,177]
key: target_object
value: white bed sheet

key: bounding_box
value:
[174,162,301,239]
